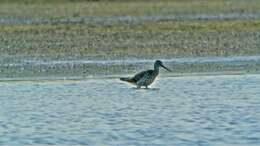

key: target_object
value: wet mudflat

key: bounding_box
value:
[1,55,260,79]
[0,74,260,145]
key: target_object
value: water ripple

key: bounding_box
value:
[0,74,260,145]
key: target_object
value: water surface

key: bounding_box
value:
[0,74,260,145]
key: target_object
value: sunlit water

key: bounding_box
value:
[1,74,260,146]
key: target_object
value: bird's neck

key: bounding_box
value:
[154,65,160,72]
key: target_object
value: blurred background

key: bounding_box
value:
[0,0,260,78]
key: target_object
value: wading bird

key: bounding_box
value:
[120,60,171,88]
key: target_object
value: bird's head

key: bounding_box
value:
[155,60,171,71]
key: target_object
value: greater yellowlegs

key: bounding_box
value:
[120,60,171,88]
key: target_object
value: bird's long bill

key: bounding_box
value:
[161,64,172,72]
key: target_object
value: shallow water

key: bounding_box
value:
[1,55,260,79]
[0,74,260,146]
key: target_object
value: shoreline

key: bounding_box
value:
[1,55,259,80]
[1,72,259,82]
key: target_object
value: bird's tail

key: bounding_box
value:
[120,77,135,83]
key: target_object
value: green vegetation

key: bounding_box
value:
[1,0,260,18]
[1,0,260,62]
[1,20,260,62]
